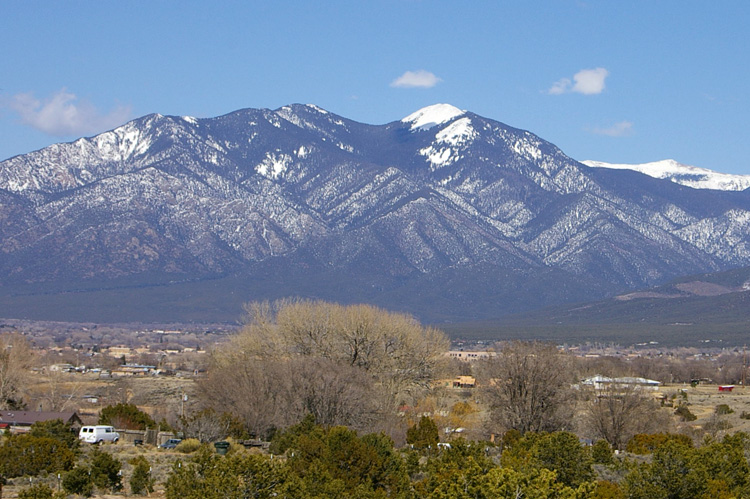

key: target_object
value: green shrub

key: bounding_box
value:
[715,404,734,415]
[129,455,155,495]
[174,438,202,453]
[529,431,594,488]
[90,448,122,492]
[28,419,79,450]
[592,480,625,499]
[626,433,693,454]
[98,403,156,430]
[592,439,614,465]
[269,414,321,455]
[405,449,420,477]
[17,483,64,499]
[704,418,733,433]
[675,405,697,422]
[0,434,76,477]
[406,416,439,451]
[165,448,291,499]
[63,466,94,497]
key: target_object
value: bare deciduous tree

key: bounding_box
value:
[35,370,83,412]
[480,341,576,435]
[583,382,669,450]
[199,359,286,439]
[205,300,449,437]
[230,300,447,398]
[0,334,34,410]
[181,408,230,443]
[200,356,377,438]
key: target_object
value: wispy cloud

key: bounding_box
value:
[8,88,131,136]
[549,67,609,95]
[390,70,442,89]
[591,120,634,137]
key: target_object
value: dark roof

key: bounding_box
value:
[0,411,82,426]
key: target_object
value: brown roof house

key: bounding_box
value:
[0,411,83,433]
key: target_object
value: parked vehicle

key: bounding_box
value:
[78,425,120,444]
[160,438,182,449]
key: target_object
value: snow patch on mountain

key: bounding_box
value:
[296,146,311,158]
[256,152,292,179]
[402,104,465,131]
[583,159,750,191]
[418,117,477,170]
[305,104,328,114]
[435,117,476,146]
[512,137,542,161]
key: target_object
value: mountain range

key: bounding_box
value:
[2,103,750,324]
[583,159,750,192]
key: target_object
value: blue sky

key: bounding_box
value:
[2,1,749,173]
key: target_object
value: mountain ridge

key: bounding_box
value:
[583,159,750,191]
[2,103,750,323]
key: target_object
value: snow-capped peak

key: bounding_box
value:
[582,159,750,191]
[402,104,465,131]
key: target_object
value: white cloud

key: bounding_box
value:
[572,68,609,95]
[591,120,634,137]
[390,70,442,89]
[548,78,572,95]
[549,67,609,95]
[9,88,131,136]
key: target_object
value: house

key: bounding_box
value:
[111,364,157,377]
[446,351,496,362]
[48,363,75,372]
[453,376,477,388]
[0,411,83,433]
[579,375,661,392]
[719,385,735,392]
[107,346,133,358]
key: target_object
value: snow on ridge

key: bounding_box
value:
[435,117,476,146]
[182,116,198,125]
[418,118,476,170]
[305,104,328,114]
[402,104,465,131]
[583,159,750,191]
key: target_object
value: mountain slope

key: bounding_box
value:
[440,266,750,346]
[2,104,750,323]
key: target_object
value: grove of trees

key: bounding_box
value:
[200,300,449,439]
[162,417,750,499]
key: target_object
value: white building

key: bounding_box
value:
[580,374,661,392]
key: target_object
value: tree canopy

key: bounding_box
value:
[480,341,576,435]
[202,300,449,438]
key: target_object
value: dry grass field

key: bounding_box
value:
[660,382,750,435]
[25,371,198,426]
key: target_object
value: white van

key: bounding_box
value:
[78,425,120,444]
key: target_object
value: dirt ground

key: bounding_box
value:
[26,371,198,426]
[659,382,750,435]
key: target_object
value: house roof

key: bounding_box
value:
[581,375,661,386]
[0,411,82,426]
